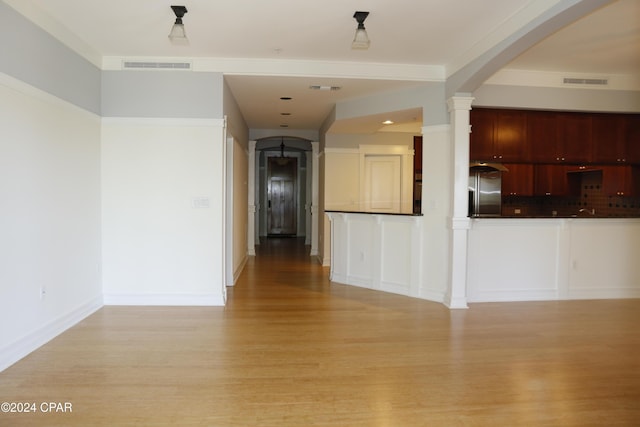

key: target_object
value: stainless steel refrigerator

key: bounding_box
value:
[468,165,504,217]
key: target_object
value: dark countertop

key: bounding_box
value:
[325,210,423,217]
[486,215,640,219]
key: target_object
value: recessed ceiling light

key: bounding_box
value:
[382,120,394,125]
[280,97,292,100]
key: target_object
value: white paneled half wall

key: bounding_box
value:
[326,212,422,297]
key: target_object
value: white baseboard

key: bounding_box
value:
[232,255,248,285]
[0,296,103,372]
[103,293,225,306]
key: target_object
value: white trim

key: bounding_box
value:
[103,56,445,82]
[103,293,225,306]
[359,144,413,155]
[233,255,249,285]
[324,147,359,154]
[0,296,103,372]
[485,69,640,91]
[101,117,226,127]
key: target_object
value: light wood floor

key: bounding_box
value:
[1,237,639,426]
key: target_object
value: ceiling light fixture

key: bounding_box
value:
[383,120,394,125]
[168,6,188,44]
[352,11,370,50]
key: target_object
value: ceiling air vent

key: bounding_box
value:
[123,61,191,70]
[309,85,341,91]
[563,77,608,86]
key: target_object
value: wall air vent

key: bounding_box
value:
[122,61,192,70]
[563,77,608,86]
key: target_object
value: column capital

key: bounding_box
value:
[447,96,475,112]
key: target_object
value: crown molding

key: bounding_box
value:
[485,69,640,91]
[103,56,445,82]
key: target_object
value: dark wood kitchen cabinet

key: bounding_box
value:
[470,109,528,162]
[528,111,559,163]
[534,165,570,196]
[556,113,592,163]
[625,115,640,164]
[502,163,534,196]
[591,114,627,163]
[470,109,496,161]
[530,112,592,163]
[601,166,640,196]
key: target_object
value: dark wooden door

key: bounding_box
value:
[267,157,297,235]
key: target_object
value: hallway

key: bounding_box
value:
[1,237,639,426]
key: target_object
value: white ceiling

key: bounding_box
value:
[6,0,639,132]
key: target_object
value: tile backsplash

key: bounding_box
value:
[502,170,640,217]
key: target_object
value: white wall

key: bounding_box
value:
[419,125,453,302]
[231,139,248,283]
[324,150,360,210]
[0,75,102,371]
[101,118,226,305]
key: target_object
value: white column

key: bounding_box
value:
[247,140,257,256]
[310,141,320,256]
[445,96,474,309]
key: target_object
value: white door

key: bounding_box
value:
[363,155,401,212]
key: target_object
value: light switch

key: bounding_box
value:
[192,197,211,209]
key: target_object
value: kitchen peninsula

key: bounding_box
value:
[325,107,640,307]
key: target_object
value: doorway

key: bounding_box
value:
[267,156,297,236]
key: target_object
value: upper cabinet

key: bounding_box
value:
[470,109,528,162]
[556,113,592,163]
[592,114,626,163]
[470,109,496,161]
[625,115,640,164]
[473,109,639,166]
[528,111,558,163]
[496,110,528,162]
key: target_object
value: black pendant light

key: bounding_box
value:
[169,6,188,44]
[352,11,370,49]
